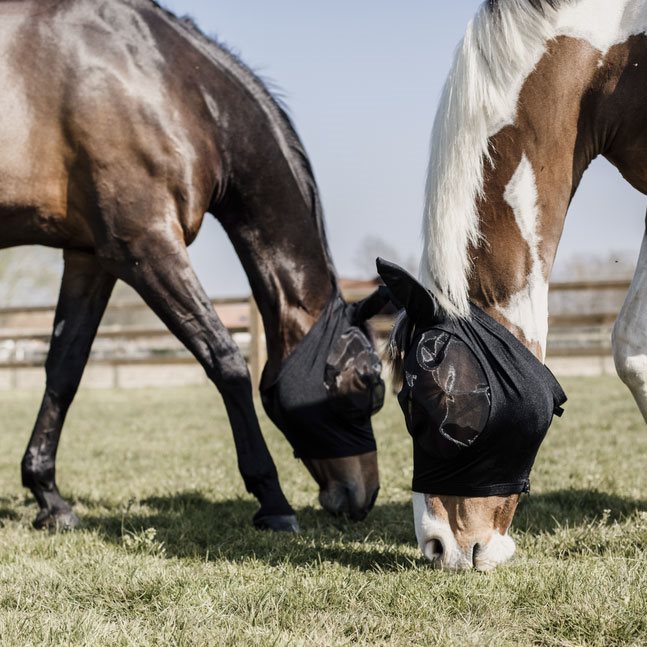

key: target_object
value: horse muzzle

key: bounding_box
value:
[303,451,380,521]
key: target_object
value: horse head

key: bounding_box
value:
[261,288,388,521]
[378,258,565,570]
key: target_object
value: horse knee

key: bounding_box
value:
[612,331,647,392]
[210,351,252,395]
[44,373,78,409]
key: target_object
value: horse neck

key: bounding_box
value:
[466,36,615,359]
[213,105,337,377]
[148,11,339,374]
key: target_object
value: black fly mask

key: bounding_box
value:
[377,258,566,497]
[261,290,386,459]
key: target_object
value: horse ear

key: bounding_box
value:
[350,286,391,324]
[375,257,442,324]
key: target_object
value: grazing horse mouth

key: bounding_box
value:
[413,493,518,571]
[302,452,380,520]
[421,534,516,572]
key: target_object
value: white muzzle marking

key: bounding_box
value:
[412,492,516,572]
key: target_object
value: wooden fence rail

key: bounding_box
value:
[0,279,632,389]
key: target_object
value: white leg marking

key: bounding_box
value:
[613,232,647,421]
[499,154,549,357]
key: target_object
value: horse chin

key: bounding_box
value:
[302,452,380,521]
[412,492,519,571]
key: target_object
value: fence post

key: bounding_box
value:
[249,296,266,395]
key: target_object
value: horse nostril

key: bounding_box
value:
[471,543,480,566]
[319,488,347,516]
[367,486,380,512]
[424,538,444,562]
[349,486,380,521]
[320,486,377,521]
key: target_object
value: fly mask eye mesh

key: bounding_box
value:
[324,328,385,417]
[407,330,491,457]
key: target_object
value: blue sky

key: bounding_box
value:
[162,0,646,295]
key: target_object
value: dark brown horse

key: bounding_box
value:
[2,0,384,532]
[384,0,647,570]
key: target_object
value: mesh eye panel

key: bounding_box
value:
[406,331,490,459]
[325,329,385,418]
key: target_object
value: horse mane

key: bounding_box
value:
[146,0,336,277]
[387,0,574,379]
[419,0,573,318]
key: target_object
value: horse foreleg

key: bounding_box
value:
[613,221,647,421]
[21,251,115,530]
[101,237,298,532]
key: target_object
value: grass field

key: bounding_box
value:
[0,376,645,645]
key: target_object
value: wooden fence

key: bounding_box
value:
[0,279,632,389]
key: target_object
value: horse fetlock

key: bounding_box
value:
[21,456,55,491]
[247,474,294,517]
[33,506,80,532]
[253,513,300,533]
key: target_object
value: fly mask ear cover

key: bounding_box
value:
[376,258,567,496]
[260,292,384,459]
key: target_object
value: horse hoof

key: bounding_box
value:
[253,514,300,533]
[33,508,81,532]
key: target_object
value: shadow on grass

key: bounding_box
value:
[0,507,19,522]
[82,492,420,572]
[0,496,20,523]
[514,488,647,534]
[78,488,646,569]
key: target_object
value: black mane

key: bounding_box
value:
[147,0,335,274]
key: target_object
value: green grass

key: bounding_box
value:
[0,377,645,645]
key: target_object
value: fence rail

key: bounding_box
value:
[0,279,632,388]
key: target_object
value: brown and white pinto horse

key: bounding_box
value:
[397,0,647,570]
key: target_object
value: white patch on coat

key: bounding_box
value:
[613,232,647,422]
[420,0,647,318]
[412,492,516,571]
[53,320,65,338]
[556,0,647,55]
[500,154,549,357]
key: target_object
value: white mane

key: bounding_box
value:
[420,0,645,317]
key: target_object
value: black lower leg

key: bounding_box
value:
[213,355,296,527]
[22,251,115,530]
[108,243,297,531]
[22,391,78,529]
